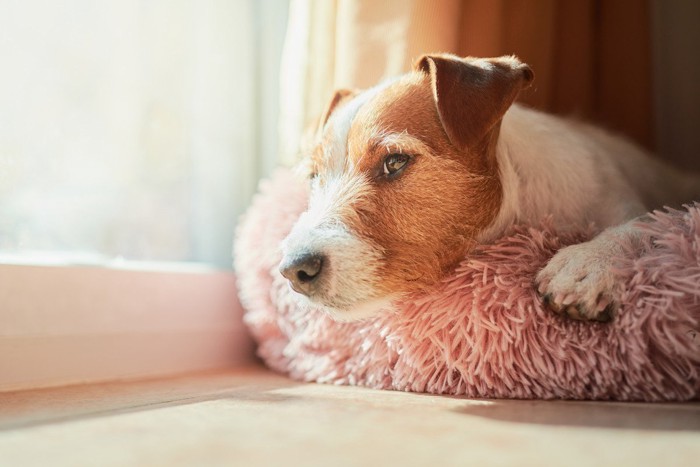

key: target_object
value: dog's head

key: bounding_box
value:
[279,54,533,320]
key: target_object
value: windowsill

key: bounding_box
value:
[0,261,254,392]
[0,252,226,273]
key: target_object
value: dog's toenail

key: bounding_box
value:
[595,306,614,323]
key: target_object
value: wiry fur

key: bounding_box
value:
[282,172,385,314]
[280,54,700,321]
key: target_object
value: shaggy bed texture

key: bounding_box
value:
[235,170,700,401]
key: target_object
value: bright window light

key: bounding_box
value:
[0,0,285,268]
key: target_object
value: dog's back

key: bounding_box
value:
[483,103,700,241]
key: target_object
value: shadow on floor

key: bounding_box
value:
[453,399,700,431]
[0,369,303,431]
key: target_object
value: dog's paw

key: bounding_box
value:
[535,242,618,322]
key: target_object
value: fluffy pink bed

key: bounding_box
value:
[235,170,700,401]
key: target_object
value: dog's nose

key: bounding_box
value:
[279,253,325,296]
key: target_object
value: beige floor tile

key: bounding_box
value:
[1,366,698,467]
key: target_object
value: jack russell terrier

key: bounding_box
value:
[279,54,700,322]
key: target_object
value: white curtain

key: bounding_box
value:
[278,0,461,166]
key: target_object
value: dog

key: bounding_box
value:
[279,53,700,322]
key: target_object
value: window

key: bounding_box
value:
[0,0,287,268]
[0,0,289,391]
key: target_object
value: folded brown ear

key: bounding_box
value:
[414,54,534,152]
[318,88,358,134]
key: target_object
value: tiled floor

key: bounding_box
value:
[1,366,699,466]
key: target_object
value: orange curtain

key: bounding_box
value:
[279,0,655,165]
[456,0,654,150]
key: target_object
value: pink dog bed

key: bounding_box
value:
[234,170,700,401]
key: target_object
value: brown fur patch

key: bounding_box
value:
[301,55,533,302]
[338,73,503,296]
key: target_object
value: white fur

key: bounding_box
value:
[282,80,410,318]
[282,172,383,311]
[486,104,699,319]
[375,130,433,159]
[483,106,634,239]
[284,82,700,322]
[479,104,699,241]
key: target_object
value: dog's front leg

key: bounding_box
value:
[535,218,647,322]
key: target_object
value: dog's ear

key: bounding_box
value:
[414,54,533,152]
[318,88,358,133]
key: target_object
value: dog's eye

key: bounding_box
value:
[383,153,410,176]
